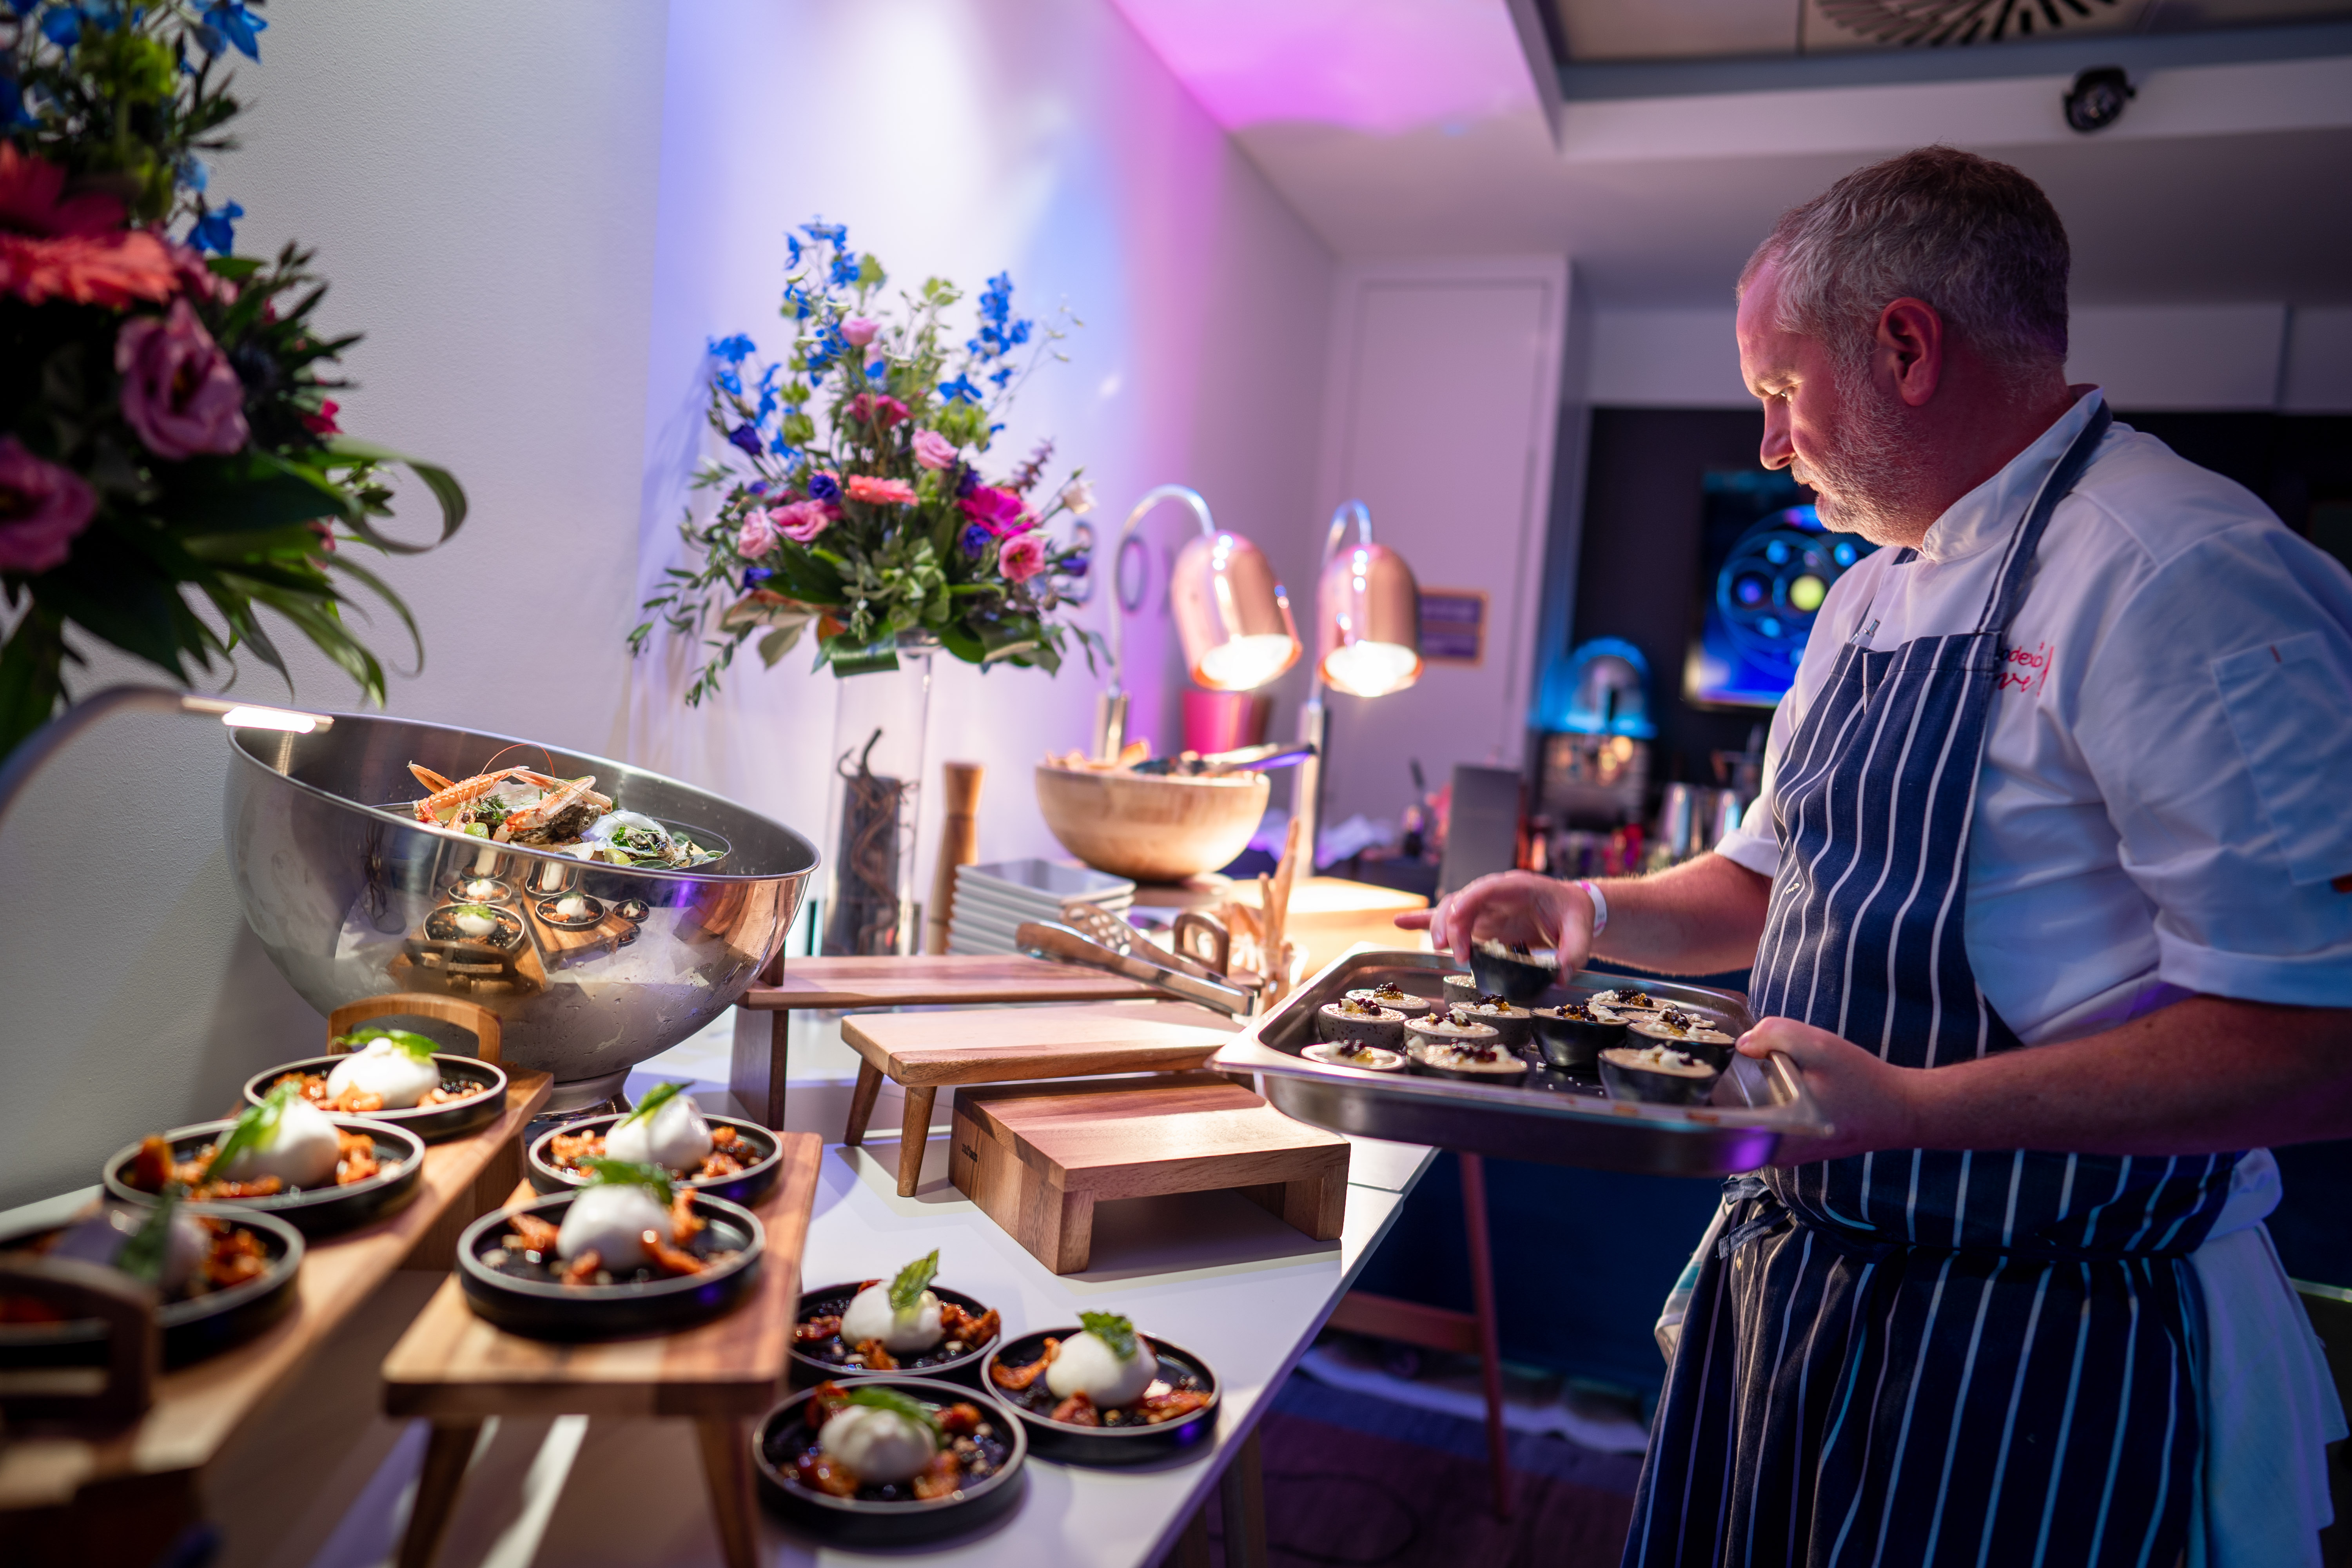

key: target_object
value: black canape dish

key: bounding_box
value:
[1531,1004,1629,1070]
[1598,1045,1722,1105]
[981,1329,1220,1465]
[455,1189,764,1341]
[525,1112,784,1207]
[243,1055,508,1145]
[1469,941,1559,1005]
[102,1118,425,1237]
[790,1281,1003,1387]
[0,1205,304,1372]
[752,1376,1027,1545]
[533,893,607,930]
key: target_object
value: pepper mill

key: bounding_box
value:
[924,760,984,955]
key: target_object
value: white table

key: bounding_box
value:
[765,1121,1435,1565]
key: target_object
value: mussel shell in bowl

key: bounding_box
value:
[101,1119,425,1237]
[753,1376,1028,1545]
[790,1281,1002,1387]
[456,1191,763,1342]
[981,1329,1220,1465]
[422,902,525,949]
[243,1055,508,1144]
[0,1205,304,1372]
[1469,942,1559,1005]
[533,893,607,930]
[525,1113,783,1207]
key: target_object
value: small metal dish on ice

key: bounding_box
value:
[445,875,516,906]
[790,1281,1002,1388]
[422,902,525,950]
[981,1329,1220,1465]
[101,1118,425,1237]
[242,1055,507,1145]
[533,893,607,931]
[525,1112,783,1207]
[752,1376,1027,1545]
[455,1190,763,1341]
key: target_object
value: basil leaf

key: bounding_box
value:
[576,1156,675,1206]
[617,1080,688,1131]
[841,1384,942,1443]
[887,1249,939,1314]
[1078,1310,1137,1361]
[334,1028,438,1062]
[205,1081,302,1180]
[114,1188,181,1287]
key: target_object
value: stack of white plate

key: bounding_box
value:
[947,858,1135,956]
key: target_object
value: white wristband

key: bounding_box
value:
[1575,878,1609,939]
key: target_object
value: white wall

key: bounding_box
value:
[624,0,1335,894]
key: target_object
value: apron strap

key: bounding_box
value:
[1975,400,2113,638]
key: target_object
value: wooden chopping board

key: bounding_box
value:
[840,1000,1239,1087]
[737,954,1162,1011]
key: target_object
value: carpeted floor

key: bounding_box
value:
[1205,1372,1642,1567]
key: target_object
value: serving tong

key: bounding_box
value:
[1015,915,1257,1018]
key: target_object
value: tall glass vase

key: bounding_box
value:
[817,637,935,956]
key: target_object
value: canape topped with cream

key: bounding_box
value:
[1343,982,1432,1016]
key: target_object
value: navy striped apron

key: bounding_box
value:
[1625,406,2238,1568]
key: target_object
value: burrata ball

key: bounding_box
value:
[555,1183,669,1272]
[51,1204,209,1296]
[326,1036,440,1109]
[450,906,501,940]
[605,1094,711,1171]
[840,1282,944,1354]
[216,1097,341,1189]
[1044,1328,1157,1408]
[822,1404,936,1485]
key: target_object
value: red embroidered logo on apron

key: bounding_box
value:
[1997,639,2054,693]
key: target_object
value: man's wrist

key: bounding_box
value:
[1574,878,1609,940]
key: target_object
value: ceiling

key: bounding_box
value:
[1541,0,2352,61]
[1107,0,2352,308]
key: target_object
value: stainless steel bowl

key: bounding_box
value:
[225,715,818,1109]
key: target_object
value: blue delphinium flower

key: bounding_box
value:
[960,524,991,560]
[754,364,781,421]
[177,156,209,194]
[801,220,848,247]
[956,466,980,498]
[715,365,742,395]
[709,333,755,363]
[1061,553,1090,578]
[938,374,981,405]
[828,249,861,288]
[989,365,1014,389]
[742,566,773,590]
[201,2,268,60]
[189,200,244,255]
[807,472,841,503]
[40,6,82,46]
[781,281,813,322]
[727,423,763,457]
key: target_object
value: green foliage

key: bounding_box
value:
[113,1185,181,1287]
[617,1080,689,1131]
[334,1028,438,1062]
[840,1384,943,1445]
[576,1156,677,1207]
[887,1249,939,1314]
[1078,1310,1138,1361]
[204,1079,301,1181]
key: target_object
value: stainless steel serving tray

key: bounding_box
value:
[1212,948,1829,1176]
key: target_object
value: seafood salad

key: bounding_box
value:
[125,1083,385,1201]
[989,1312,1213,1429]
[405,758,718,869]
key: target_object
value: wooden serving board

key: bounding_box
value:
[949,1072,1350,1274]
[737,953,1163,1011]
[377,1134,822,1568]
[517,899,635,969]
[0,1069,554,1562]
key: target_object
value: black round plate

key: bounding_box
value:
[981,1329,1220,1465]
[753,1376,1027,1544]
[456,1190,763,1342]
[0,1205,304,1371]
[243,1055,508,1144]
[525,1113,782,1207]
[613,898,650,923]
[423,902,525,949]
[533,893,606,930]
[102,1118,425,1237]
[790,1282,1002,1387]
[1597,1051,1721,1105]
[1470,944,1558,1005]
[446,876,517,905]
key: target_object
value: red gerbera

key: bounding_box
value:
[0,145,177,308]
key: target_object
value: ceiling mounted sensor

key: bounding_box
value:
[2063,64,2136,129]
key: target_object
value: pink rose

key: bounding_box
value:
[847,393,908,429]
[846,474,917,506]
[0,436,97,575]
[997,532,1048,584]
[114,298,249,461]
[737,509,779,558]
[773,500,837,543]
[841,317,879,348]
[911,430,959,470]
[958,484,1032,537]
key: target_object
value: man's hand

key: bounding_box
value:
[1737,1018,1920,1163]
[1393,871,1592,972]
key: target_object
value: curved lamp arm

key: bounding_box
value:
[1096,484,1218,762]
[1294,499,1381,874]
[0,686,331,828]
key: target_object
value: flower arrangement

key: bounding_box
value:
[0,1,465,759]
[630,221,1098,697]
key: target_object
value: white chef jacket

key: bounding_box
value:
[1714,389,2352,1566]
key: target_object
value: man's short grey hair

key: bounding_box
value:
[1740,147,2070,380]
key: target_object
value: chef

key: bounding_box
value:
[1404,147,2352,1566]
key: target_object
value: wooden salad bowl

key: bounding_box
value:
[1033,764,1269,884]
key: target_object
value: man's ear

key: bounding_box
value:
[1877,297,1944,408]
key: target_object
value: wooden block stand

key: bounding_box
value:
[378,1134,823,1568]
[948,1072,1350,1274]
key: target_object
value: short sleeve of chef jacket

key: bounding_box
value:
[1717,475,2352,1010]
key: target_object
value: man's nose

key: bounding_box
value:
[1760,405,1795,471]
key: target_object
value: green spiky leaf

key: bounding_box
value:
[617,1080,689,1131]
[113,1188,182,1287]
[577,1156,675,1205]
[841,1384,942,1444]
[1078,1311,1137,1361]
[887,1249,940,1314]
[205,1081,303,1181]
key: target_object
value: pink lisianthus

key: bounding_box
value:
[847,393,908,430]
[737,509,779,559]
[911,429,959,471]
[840,317,880,348]
[773,499,838,543]
[958,484,1033,537]
[0,436,97,575]
[845,474,917,506]
[115,298,250,461]
[997,531,1049,584]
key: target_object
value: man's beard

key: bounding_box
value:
[1795,359,1924,546]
